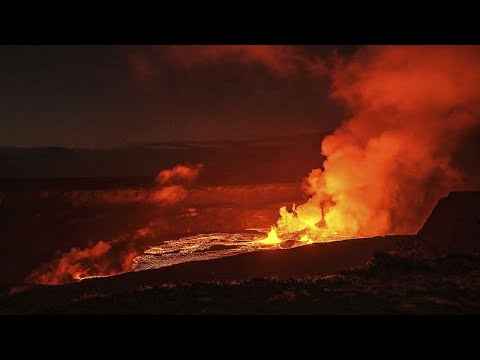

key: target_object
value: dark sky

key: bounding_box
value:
[0,45,355,148]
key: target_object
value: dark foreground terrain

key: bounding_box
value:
[2,252,480,314]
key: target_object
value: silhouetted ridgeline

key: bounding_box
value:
[418,191,480,255]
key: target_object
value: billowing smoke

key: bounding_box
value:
[272,46,480,241]
[27,164,203,284]
[155,163,203,185]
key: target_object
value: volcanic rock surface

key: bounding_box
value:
[418,191,480,254]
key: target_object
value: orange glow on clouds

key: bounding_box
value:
[155,164,203,185]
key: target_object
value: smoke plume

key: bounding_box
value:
[273,46,480,240]
[155,163,203,185]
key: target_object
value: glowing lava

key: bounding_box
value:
[256,201,352,245]
[257,228,282,245]
[134,231,281,271]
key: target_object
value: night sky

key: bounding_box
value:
[0,45,355,148]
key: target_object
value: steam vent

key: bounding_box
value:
[418,191,480,254]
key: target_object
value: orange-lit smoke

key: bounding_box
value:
[61,165,204,207]
[155,163,203,185]
[129,45,327,87]
[268,46,480,243]
[27,164,202,284]
[163,45,327,76]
